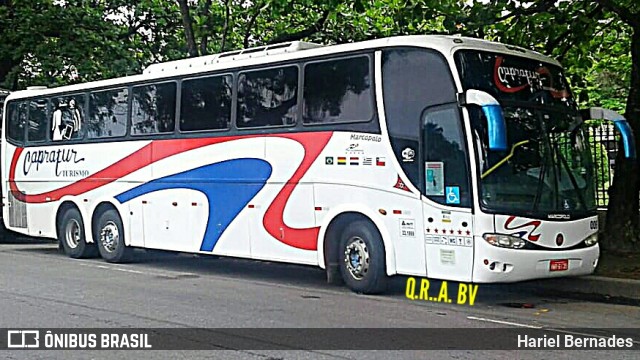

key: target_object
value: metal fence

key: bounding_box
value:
[587,122,618,208]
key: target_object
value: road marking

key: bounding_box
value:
[74,260,198,279]
[467,316,543,328]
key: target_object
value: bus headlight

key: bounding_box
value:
[483,234,526,249]
[584,233,598,246]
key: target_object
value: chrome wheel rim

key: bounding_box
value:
[100,221,119,253]
[64,219,81,249]
[344,237,370,280]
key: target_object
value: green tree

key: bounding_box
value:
[442,0,639,251]
[592,0,640,251]
[575,26,631,113]
[173,0,345,56]
[0,0,181,90]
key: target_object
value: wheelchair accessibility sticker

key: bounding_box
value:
[445,186,460,205]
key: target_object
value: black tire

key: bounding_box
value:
[338,220,388,294]
[58,207,98,258]
[94,209,132,263]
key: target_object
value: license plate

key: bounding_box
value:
[550,259,569,272]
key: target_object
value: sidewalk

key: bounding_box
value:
[515,275,640,304]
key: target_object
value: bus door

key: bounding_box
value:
[381,48,474,280]
[421,104,474,282]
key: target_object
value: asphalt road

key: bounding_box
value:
[0,236,638,359]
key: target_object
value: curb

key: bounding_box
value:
[516,275,640,303]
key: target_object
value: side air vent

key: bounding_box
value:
[8,192,28,229]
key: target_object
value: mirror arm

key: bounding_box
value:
[613,121,636,159]
[580,107,636,160]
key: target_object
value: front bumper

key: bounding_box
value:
[472,236,599,283]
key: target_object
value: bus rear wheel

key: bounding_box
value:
[338,220,388,294]
[58,207,98,258]
[95,209,132,263]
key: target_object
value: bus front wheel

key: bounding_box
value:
[338,220,388,294]
[58,207,98,258]
[95,209,132,263]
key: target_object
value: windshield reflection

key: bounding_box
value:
[472,106,596,216]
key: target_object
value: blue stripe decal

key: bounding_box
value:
[115,158,272,251]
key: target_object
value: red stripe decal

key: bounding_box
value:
[8,136,243,203]
[9,132,334,251]
[262,132,332,251]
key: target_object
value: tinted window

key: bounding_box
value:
[455,50,577,111]
[88,88,128,138]
[237,66,298,128]
[180,75,232,131]
[383,49,457,139]
[423,106,471,207]
[303,56,373,124]
[7,102,26,144]
[51,95,85,141]
[131,82,176,135]
[28,99,48,142]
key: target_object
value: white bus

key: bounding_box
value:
[1,36,635,294]
[0,88,10,236]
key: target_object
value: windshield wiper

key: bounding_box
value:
[532,151,547,211]
[552,140,588,210]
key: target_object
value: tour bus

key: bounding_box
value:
[0,88,9,235]
[1,36,635,294]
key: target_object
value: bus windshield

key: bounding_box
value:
[455,50,596,218]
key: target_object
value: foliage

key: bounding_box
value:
[1,0,631,113]
[0,0,181,90]
[571,24,631,113]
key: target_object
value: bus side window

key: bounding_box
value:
[88,88,128,139]
[236,66,298,128]
[180,75,232,132]
[51,95,85,141]
[302,56,373,124]
[423,106,471,208]
[382,48,458,193]
[28,99,48,142]
[132,82,176,135]
[7,101,26,145]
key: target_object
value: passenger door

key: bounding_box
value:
[421,105,474,282]
[382,48,474,280]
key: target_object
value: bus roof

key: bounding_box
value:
[142,41,326,75]
[4,35,559,102]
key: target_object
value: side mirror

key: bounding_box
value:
[462,89,507,151]
[580,107,636,159]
